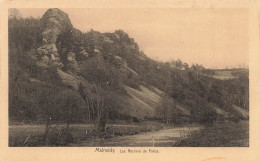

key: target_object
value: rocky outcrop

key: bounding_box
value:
[57,69,80,89]
[40,8,73,44]
[36,8,73,68]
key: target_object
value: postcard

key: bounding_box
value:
[0,0,260,161]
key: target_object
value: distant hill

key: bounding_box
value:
[8,8,249,127]
[204,68,249,80]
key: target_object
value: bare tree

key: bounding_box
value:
[78,83,107,134]
[93,84,106,133]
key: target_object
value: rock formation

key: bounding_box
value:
[36,8,73,68]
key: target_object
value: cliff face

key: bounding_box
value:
[41,8,73,44]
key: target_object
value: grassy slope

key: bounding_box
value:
[122,85,190,119]
[232,105,249,119]
[122,85,161,118]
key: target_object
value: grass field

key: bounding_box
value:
[174,120,249,147]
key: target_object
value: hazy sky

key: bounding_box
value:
[17,8,249,69]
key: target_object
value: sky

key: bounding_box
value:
[16,8,249,69]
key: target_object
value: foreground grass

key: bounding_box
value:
[9,121,168,147]
[174,120,249,147]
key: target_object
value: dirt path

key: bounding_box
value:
[74,126,201,147]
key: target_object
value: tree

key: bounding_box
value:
[39,88,85,142]
[156,95,181,124]
[183,63,189,70]
[8,9,21,19]
[92,84,106,133]
[175,59,183,69]
[56,89,86,128]
[78,82,108,134]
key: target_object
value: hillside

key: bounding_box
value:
[9,8,249,129]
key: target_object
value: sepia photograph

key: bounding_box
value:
[8,7,250,148]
